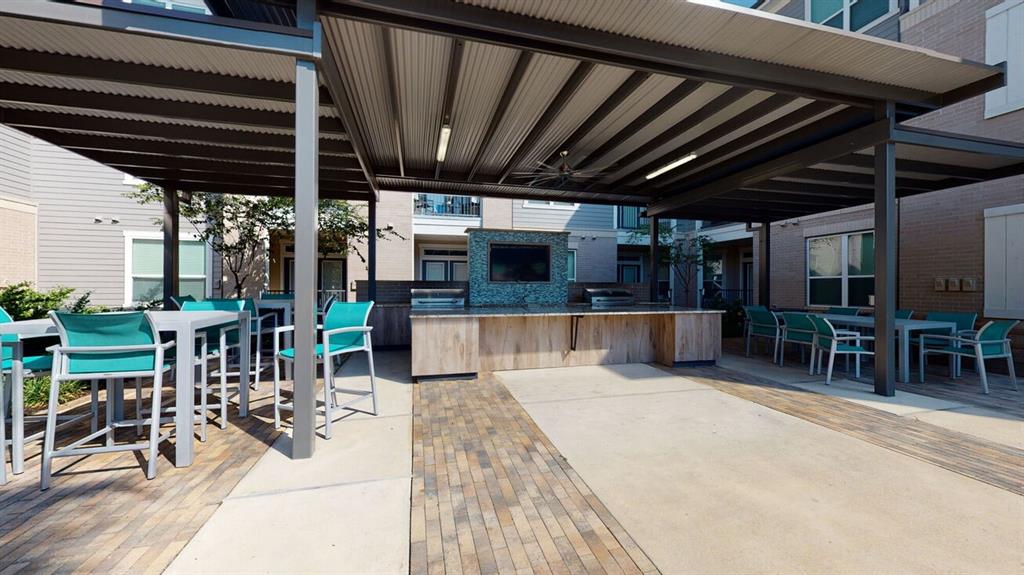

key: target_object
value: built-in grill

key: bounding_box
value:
[583,288,635,308]
[410,288,466,309]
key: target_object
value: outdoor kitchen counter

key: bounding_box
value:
[410,305,723,379]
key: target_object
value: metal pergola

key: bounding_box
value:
[2,0,1022,460]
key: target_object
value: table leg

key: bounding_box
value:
[174,326,196,467]
[11,344,24,475]
[239,312,251,417]
[899,328,910,384]
[284,305,293,381]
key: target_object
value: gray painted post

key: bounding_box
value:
[162,187,179,308]
[758,222,770,307]
[873,102,897,397]
[648,216,659,302]
[291,0,319,459]
[368,198,377,302]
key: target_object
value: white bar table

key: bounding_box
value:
[0,310,249,472]
[819,314,956,383]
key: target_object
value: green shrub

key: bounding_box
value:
[23,376,86,410]
[0,282,74,320]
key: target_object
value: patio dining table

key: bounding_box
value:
[818,313,957,383]
[0,310,249,474]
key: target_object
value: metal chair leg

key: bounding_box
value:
[1007,356,1018,391]
[1,372,8,486]
[135,377,144,436]
[323,358,334,440]
[147,375,163,480]
[976,356,989,395]
[825,350,836,385]
[105,379,115,448]
[367,345,378,416]
[272,356,282,430]
[39,374,62,491]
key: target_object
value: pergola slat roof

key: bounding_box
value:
[0,0,1021,221]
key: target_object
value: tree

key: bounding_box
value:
[125,185,403,298]
[628,221,711,305]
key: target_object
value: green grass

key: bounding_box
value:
[23,376,86,410]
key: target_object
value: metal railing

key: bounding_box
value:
[617,205,649,229]
[701,288,753,307]
[262,289,348,305]
[414,194,481,217]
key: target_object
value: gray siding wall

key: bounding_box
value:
[0,125,33,202]
[30,139,177,307]
[511,201,613,231]
[777,0,804,20]
[863,11,901,40]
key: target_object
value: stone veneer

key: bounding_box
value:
[467,229,568,306]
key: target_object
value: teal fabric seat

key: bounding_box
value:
[779,312,816,366]
[809,314,873,384]
[743,306,781,362]
[919,319,1018,394]
[273,301,378,439]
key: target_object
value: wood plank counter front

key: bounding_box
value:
[410,305,723,379]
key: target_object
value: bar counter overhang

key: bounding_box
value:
[410,304,723,380]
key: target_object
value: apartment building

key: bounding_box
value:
[693,0,1023,330]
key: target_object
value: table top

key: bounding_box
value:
[410,304,723,319]
[0,311,246,338]
[818,314,957,331]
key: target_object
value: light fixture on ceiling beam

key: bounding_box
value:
[436,124,452,162]
[645,152,698,180]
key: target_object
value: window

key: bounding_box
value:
[126,236,208,305]
[985,0,1024,118]
[806,0,897,32]
[418,246,468,281]
[523,200,578,210]
[617,255,642,283]
[984,204,1024,319]
[567,250,577,282]
[806,231,874,307]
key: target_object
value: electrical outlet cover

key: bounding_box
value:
[933,278,946,291]
[947,278,961,292]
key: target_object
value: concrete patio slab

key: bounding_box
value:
[498,363,1024,575]
[911,406,1024,449]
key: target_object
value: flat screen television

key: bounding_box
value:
[489,243,551,282]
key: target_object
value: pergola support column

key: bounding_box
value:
[873,102,897,397]
[648,216,660,302]
[162,187,179,308]
[291,0,319,459]
[368,197,377,302]
[758,222,771,307]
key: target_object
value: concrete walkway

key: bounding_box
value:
[720,353,1024,449]
[497,363,1024,574]
[166,352,413,575]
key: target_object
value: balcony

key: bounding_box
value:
[414,194,481,217]
[616,205,649,230]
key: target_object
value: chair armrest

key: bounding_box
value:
[833,335,874,342]
[50,341,175,353]
[257,312,278,327]
[835,329,859,336]
[273,325,294,354]
[957,329,979,339]
[322,326,373,338]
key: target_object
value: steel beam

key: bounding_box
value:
[893,126,1024,158]
[498,61,595,184]
[782,167,976,191]
[145,178,367,200]
[162,187,180,309]
[741,179,872,199]
[324,0,967,109]
[66,149,362,179]
[467,51,534,181]
[647,114,889,216]
[380,27,406,176]
[125,167,370,189]
[435,39,465,178]
[0,0,320,58]
[874,103,897,397]
[375,175,649,206]
[824,153,990,181]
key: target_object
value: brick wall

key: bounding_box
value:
[0,197,37,285]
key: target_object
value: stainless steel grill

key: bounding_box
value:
[583,288,635,307]
[410,288,466,309]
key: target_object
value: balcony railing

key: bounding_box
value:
[617,206,650,230]
[414,194,481,217]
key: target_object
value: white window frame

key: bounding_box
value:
[804,0,899,33]
[805,230,874,308]
[985,0,1024,118]
[417,244,468,281]
[567,249,577,282]
[123,230,213,307]
[522,199,579,210]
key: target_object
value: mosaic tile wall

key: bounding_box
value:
[467,229,569,306]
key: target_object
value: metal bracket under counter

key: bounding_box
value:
[570,314,584,351]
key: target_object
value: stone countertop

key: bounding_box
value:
[409,304,724,319]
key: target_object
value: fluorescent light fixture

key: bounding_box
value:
[436,125,452,162]
[645,152,698,180]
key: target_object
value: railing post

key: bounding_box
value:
[873,101,897,397]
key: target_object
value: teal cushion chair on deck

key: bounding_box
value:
[919,320,1019,394]
[180,300,244,436]
[42,311,175,490]
[779,312,816,366]
[912,311,977,377]
[273,301,377,439]
[744,307,781,362]
[826,307,861,316]
[809,314,874,385]
[896,310,914,320]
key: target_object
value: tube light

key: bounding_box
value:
[645,152,698,180]
[436,125,452,162]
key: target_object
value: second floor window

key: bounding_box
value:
[807,0,897,32]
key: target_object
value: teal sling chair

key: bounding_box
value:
[273,301,377,440]
[41,312,174,490]
[920,320,1019,395]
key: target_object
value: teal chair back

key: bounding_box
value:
[181,300,242,347]
[975,320,1019,357]
[782,312,816,343]
[0,306,14,363]
[52,312,159,375]
[921,311,978,346]
[826,307,860,316]
[809,314,837,347]
[747,308,779,336]
[323,301,374,349]
[896,310,913,319]
[261,293,294,300]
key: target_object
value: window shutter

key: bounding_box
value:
[986,0,1024,118]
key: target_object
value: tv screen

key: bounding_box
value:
[489,243,551,282]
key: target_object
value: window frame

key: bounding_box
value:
[804,0,899,33]
[567,249,577,282]
[805,230,875,308]
[123,230,212,307]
